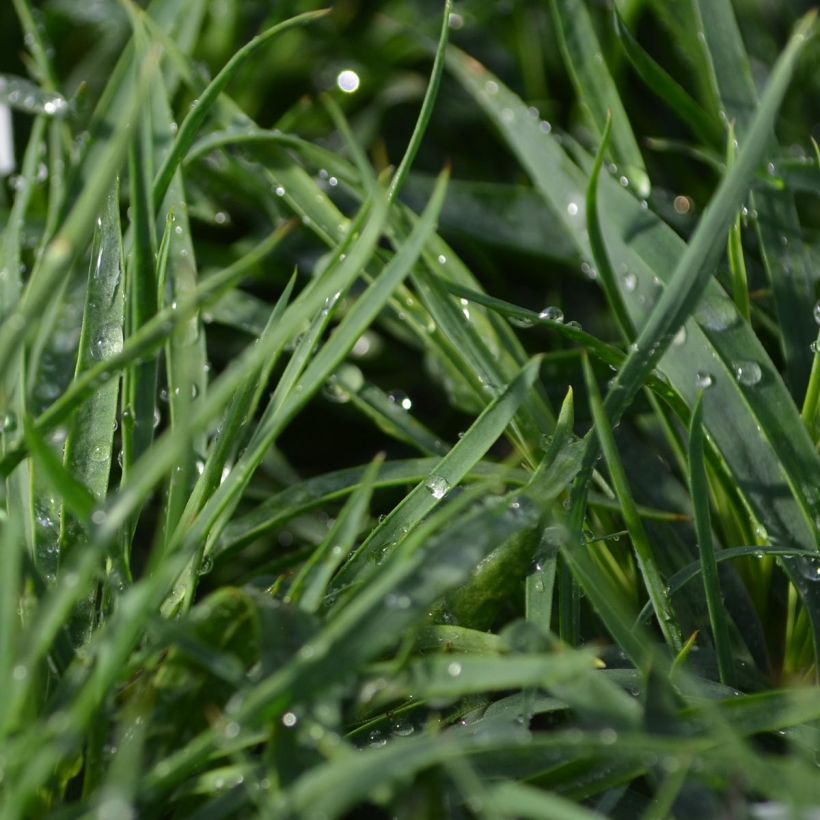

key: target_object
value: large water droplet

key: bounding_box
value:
[336,69,360,93]
[539,306,564,322]
[91,322,123,360]
[733,360,762,386]
[425,475,450,500]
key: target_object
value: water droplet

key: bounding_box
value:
[695,298,738,332]
[694,371,713,390]
[336,69,360,93]
[392,720,414,737]
[91,322,123,360]
[447,661,462,677]
[538,306,564,322]
[622,272,637,292]
[198,554,214,575]
[282,712,298,727]
[672,326,687,346]
[567,202,578,216]
[798,556,820,582]
[274,185,285,197]
[733,360,762,386]
[425,475,450,500]
[448,12,464,29]
[387,390,412,411]
[813,301,820,326]
[484,80,498,95]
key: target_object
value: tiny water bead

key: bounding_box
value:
[621,272,637,292]
[566,201,579,216]
[733,360,762,386]
[426,475,450,500]
[336,69,360,93]
[814,300,820,325]
[694,371,714,390]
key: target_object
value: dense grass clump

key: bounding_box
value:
[1,0,820,816]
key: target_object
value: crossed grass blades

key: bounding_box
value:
[1,0,820,817]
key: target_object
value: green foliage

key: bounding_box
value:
[0,0,819,816]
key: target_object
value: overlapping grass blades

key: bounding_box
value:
[1,0,819,817]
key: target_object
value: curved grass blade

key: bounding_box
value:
[217,458,528,558]
[386,0,450,202]
[151,9,330,209]
[336,355,542,582]
[549,0,649,197]
[694,0,816,395]
[583,356,680,651]
[586,113,633,340]
[287,454,383,613]
[688,395,734,686]
[612,7,721,148]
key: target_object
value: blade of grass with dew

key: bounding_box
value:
[22,418,95,523]
[335,372,449,457]
[450,21,820,655]
[0,44,160,382]
[724,123,751,323]
[694,0,816,396]
[549,0,649,197]
[151,75,210,542]
[335,355,542,582]
[150,9,330,210]
[59,182,124,605]
[382,650,600,704]
[122,16,159,482]
[586,113,634,340]
[168,274,297,571]
[583,355,681,650]
[0,224,294,478]
[142,481,548,797]
[612,6,722,149]
[402,174,578,264]
[217,458,528,558]
[169,275,344,614]
[287,454,384,613]
[169,174,447,595]
[688,394,735,686]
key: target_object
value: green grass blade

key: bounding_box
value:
[550,0,649,197]
[386,0,450,202]
[0,46,159,381]
[694,0,816,395]
[583,356,681,651]
[151,9,330,209]
[60,183,124,521]
[688,394,735,686]
[337,355,542,581]
[586,113,634,341]
[612,6,721,148]
[288,454,383,613]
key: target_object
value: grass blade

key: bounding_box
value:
[688,394,735,686]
